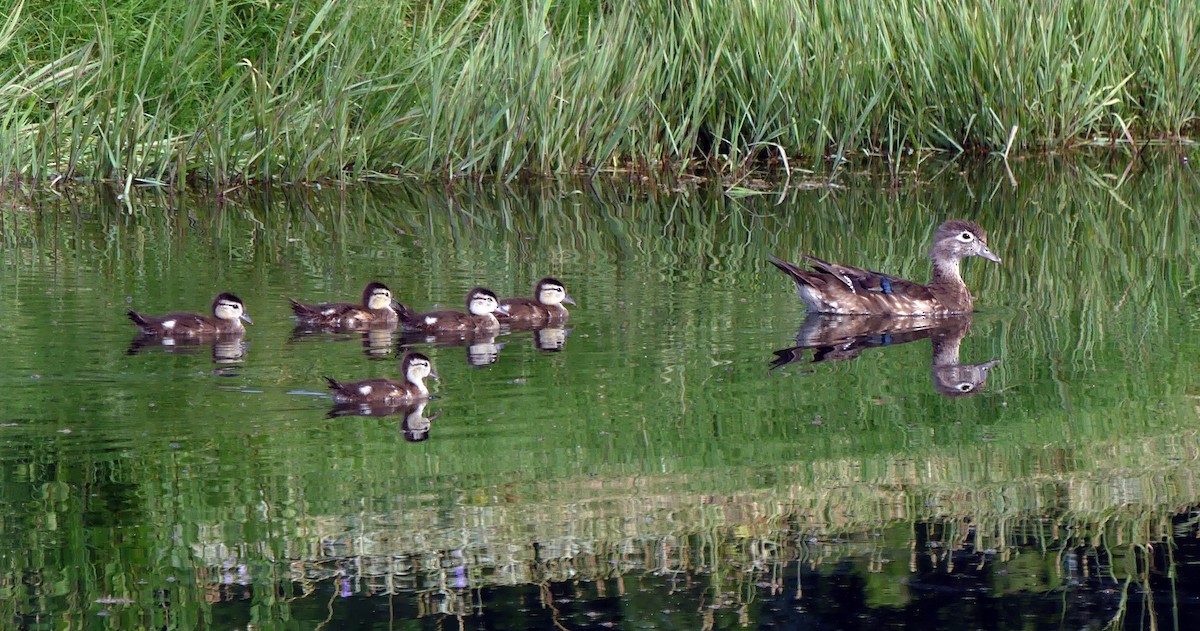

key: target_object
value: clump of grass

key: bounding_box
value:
[0,0,1198,186]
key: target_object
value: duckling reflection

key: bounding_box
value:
[466,333,503,366]
[288,322,397,358]
[400,401,437,442]
[532,326,571,352]
[127,332,247,364]
[398,330,505,367]
[326,399,440,441]
[771,314,999,397]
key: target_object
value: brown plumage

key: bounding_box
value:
[324,352,438,405]
[289,282,402,327]
[127,292,251,336]
[402,287,502,334]
[770,220,1001,316]
[497,277,576,327]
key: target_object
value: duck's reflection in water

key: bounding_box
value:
[326,401,439,442]
[466,334,503,366]
[288,323,397,358]
[399,331,504,367]
[127,332,247,365]
[531,326,570,352]
[771,314,999,397]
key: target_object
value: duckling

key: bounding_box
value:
[324,352,438,405]
[497,277,576,327]
[127,292,251,336]
[289,281,403,327]
[771,220,1001,316]
[402,287,502,334]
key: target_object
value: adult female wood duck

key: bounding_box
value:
[401,287,502,334]
[288,281,403,327]
[770,220,1000,316]
[127,292,252,336]
[497,277,576,327]
[324,352,438,405]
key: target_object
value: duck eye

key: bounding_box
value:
[958,232,973,241]
[957,383,973,392]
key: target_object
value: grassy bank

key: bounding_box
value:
[1,0,1198,186]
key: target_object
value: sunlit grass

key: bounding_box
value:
[0,0,1197,185]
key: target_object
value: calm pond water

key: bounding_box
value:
[1,155,1198,630]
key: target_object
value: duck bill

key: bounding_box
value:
[428,370,440,382]
[562,295,577,306]
[980,248,1001,263]
[240,313,254,325]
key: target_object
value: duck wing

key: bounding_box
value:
[127,310,216,334]
[406,309,474,332]
[289,299,367,319]
[496,297,547,324]
[324,377,405,399]
[800,255,919,296]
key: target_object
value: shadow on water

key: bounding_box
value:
[0,153,1198,629]
[772,315,1000,397]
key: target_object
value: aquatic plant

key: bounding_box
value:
[1,0,1198,186]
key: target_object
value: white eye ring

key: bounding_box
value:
[958,232,974,241]
[957,383,973,392]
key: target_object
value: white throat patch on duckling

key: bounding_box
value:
[214,300,244,321]
[538,285,566,305]
[468,294,498,316]
[367,289,393,310]
[405,358,434,395]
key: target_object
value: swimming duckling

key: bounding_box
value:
[402,287,502,334]
[323,352,438,405]
[289,281,403,327]
[127,292,252,336]
[497,277,576,327]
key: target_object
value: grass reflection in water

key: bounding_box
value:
[0,155,1197,629]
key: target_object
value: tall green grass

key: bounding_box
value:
[1,0,1198,186]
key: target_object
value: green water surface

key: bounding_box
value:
[0,156,1198,629]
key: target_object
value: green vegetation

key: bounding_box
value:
[1,0,1198,186]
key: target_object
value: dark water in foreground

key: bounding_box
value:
[1,156,1198,629]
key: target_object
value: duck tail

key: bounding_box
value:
[394,301,417,325]
[769,255,816,287]
[126,309,150,328]
[323,376,346,394]
[288,298,313,318]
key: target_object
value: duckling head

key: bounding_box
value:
[402,352,438,387]
[363,282,395,311]
[212,293,252,324]
[536,277,576,306]
[467,287,500,316]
